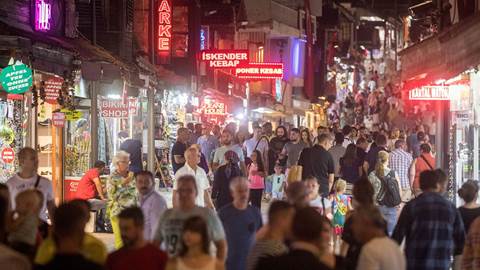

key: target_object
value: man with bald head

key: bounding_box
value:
[219,177,262,270]
[174,146,214,209]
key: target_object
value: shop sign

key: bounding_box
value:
[1,148,15,164]
[99,97,138,118]
[199,50,249,68]
[200,101,226,115]
[455,111,471,128]
[61,109,82,121]
[200,26,209,50]
[52,112,65,127]
[63,178,80,201]
[157,0,172,54]
[0,63,33,94]
[235,63,284,79]
[408,85,450,100]
[44,77,63,104]
[34,0,52,31]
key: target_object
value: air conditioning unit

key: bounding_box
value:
[299,10,317,42]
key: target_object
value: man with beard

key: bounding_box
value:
[106,207,168,270]
[213,130,246,175]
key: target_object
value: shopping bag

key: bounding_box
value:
[287,165,303,184]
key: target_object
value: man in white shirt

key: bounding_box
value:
[6,147,55,222]
[135,170,167,241]
[243,126,268,167]
[354,206,406,270]
[174,147,214,209]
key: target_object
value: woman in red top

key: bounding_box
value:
[410,143,436,196]
[76,161,106,201]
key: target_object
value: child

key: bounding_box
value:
[268,164,286,200]
[332,179,352,251]
[247,150,265,209]
[8,189,43,260]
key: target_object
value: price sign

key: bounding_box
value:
[44,77,63,104]
[1,148,15,163]
[0,63,33,94]
[52,112,65,127]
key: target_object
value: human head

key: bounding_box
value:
[292,207,329,248]
[286,181,309,208]
[94,160,106,173]
[185,147,200,167]
[69,199,91,223]
[221,129,234,146]
[202,123,212,135]
[15,190,42,215]
[224,150,239,165]
[352,176,374,207]
[335,179,347,194]
[394,139,407,150]
[290,128,301,142]
[225,122,238,135]
[118,206,144,248]
[187,123,195,132]
[267,201,295,236]
[419,170,439,192]
[262,122,273,137]
[250,150,265,172]
[420,143,431,154]
[53,202,88,249]
[252,126,263,140]
[176,175,198,208]
[304,176,319,200]
[135,171,155,196]
[352,206,387,244]
[317,133,333,150]
[177,127,190,143]
[356,137,368,150]
[391,128,400,139]
[212,125,221,136]
[274,164,283,174]
[275,126,288,138]
[179,216,210,257]
[301,129,311,144]
[113,151,130,173]
[194,123,202,134]
[18,147,38,174]
[342,125,352,137]
[375,134,387,147]
[417,131,426,142]
[230,177,250,206]
[434,169,448,194]
[317,126,328,136]
[458,180,479,204]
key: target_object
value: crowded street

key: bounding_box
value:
[0,0,480,270]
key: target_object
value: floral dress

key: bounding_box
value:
[332,194,350,236]
[106,171,137,218]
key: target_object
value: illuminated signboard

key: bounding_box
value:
[200,102,226,115]
[157,0,172,54]
[35,0,52,31]
[408,85,450,100]
[200,26,209,50]
[235,63,284,79]
[200,50,249,68]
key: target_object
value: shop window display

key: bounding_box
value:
[37,103,54,179]
[0,99,25,182]
[65,112,91,177]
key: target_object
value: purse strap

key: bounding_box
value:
[419,155,434,170]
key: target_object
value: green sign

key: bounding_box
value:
[0,63,33,94]
[61,109,82,121]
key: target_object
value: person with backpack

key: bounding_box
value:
[368,150,402,236]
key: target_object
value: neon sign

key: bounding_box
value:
[408,85,450,100]
[200,50,249,68]
[35,0,52,31]
[157,0,172,53]
[200,26,209,50]
[235,63,284,79]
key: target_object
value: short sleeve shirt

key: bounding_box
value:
[153,206,226,257]
[283,141,307,168]
[213,145,245,166]
[76,168,100,200]
[7,174,54,221]
[174,164,210,207]
[171,141,187,173]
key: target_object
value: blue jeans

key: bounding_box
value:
[378,205,398,236]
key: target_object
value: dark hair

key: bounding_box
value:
[356,137,367,145]
[135,170,154,180]
[69,199,91,213]
[18,147,37,161]
[268,201,294,224]
[250,150,265,173]
[417,131,426,141]
[276,126,288,138]
[419,170,438,191]
[317,133,332,145]
[352,176,375,206]
[179,216,210,257]
[291,128,300,134]
[420,143,431,153]
[375,134,387,146]
[434,169,447,184]
[342,125,352,136]
[177,175,198,194]
[459,180,479,203]
[394,139,406,149]
[53,202,87,238]
[334,132,345,145]
[342,143,358,166]
[94,160,106,169]
[292,207,325,242]
[118,206,144,227]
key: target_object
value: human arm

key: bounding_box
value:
[172,190,178,208]
[392,203,410,244]
[215,239,228,262]
[93,177,106,199]
[363,161,369,175]
[453,209,466,256]
[240,161,247,176]
[328,174,334,194]
[409,159,416,190]
[47,200,56,219]
[204,190,215,210]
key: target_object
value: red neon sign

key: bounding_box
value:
[157,0,172,53]
[200,50,249,68]
[235,63,284,79]
[408,85,450,100]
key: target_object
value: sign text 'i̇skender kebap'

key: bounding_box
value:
[200,50,249,68]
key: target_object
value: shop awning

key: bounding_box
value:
[400,14,480,87]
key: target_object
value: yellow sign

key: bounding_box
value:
[61,109,82,121]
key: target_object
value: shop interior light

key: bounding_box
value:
[235,113,244,120]
[359,16,384,22]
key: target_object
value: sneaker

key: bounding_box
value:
[38,119,51,126]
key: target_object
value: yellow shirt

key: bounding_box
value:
[34,233,107,265]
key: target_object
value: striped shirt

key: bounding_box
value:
[389,148,413,189]
[246,239,288,270]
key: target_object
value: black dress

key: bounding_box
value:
[458,206,480,233]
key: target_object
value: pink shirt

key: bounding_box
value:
[248,163,265,189]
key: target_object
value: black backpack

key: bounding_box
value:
[377,171,401,207]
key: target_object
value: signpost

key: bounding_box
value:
[0,63,33,94]
[1,148,15,164]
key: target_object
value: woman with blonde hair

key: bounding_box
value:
[107,151,137,248]
[368,150,402,236]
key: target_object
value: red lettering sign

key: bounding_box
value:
[199,50,249,68]
[235,63,284,79]
[1,148,15,163]
[52,112,65,127]
[199,102,226,115]
[44,77,63,104]
[157,0,172,53]
[99,97,138,118]
[408,85,450,100]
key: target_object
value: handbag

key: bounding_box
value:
[287,165,303,184]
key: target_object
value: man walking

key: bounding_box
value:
[171,128,190,174]
[106,207,168,270]
[389,140,413,202]
[328,132,346,177]
[153,175,227,260]
[219,177,262,270]
[298,133,335,197]
[197,123,220,166]
[243,126,268,166]
[280,128,306,170]
[213,129,246,174]
[135,171,167,241]
[393,170,465,270]
[364,134,388,174]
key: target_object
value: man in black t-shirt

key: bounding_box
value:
[363,134,388,175]
[298,133,335,197]
[171,127,190,174]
